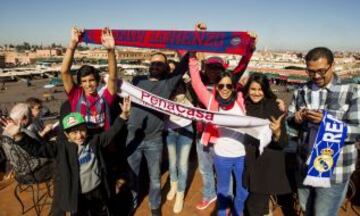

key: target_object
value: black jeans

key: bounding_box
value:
[244,193,269,216]
[73,184,109,216]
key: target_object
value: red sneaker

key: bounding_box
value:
[196,196,217,210]
[226,207,231,216]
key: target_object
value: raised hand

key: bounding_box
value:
[68,26,83,49]
[247,31,257,39]
[270,113,286,141]
[120,96,131,120]
[276,98,287,113]
[247,31,258,50]
[195,22,207,31]
[101,27,115,50]
[194,22,207,60]
[0,117,20,138]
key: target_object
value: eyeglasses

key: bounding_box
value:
[307,65,332,76]
[217,83,233,90]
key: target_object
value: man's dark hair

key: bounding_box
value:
[151,52,168,64]
[305,47,334,65]
[149,52,171,77]
[76,65,101,85]
[25,97,42,108]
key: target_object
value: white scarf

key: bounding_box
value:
[118,80,272,153]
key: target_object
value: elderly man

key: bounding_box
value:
[287,47,360,216]
[0,103,53,184]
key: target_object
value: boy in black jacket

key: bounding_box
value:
[1,97,131,216]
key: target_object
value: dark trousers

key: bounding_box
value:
[72,184,109,216]
[244,193,269,216]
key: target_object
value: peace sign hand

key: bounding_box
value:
[269,113,286,141]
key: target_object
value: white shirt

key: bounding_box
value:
[214,102,246,158]
[310,84,321,110]
[166,95,193,129]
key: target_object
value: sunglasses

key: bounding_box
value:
[217,83,233,90]
[151,61,166,67]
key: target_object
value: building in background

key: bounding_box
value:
[0,54,5,68]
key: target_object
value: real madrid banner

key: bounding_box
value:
[303,111,348,187]
[81,29,255,55]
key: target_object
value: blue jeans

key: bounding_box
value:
[196,139,217,201]
[127,135,163,209]
[166,125,193,192]
[214,155,248,216]
[297,179,349,216]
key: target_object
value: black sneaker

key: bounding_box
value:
[127,194,138,216]
[151,208,162,216]
[127,202,138,216]
[127,207,136,216]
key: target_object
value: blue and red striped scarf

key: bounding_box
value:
[81,29,255,55]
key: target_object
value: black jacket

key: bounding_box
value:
[17,117,126,213]
[244,98,291,195]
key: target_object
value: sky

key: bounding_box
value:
[0,0,359,51]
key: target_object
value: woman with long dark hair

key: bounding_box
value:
[242,73,291,216]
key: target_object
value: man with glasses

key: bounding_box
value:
[287,47,360,216]
[126,51,189,216]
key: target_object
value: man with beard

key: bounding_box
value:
[126,51,189,216]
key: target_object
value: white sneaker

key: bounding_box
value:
[167,181,177,200]
[173,191,184,214]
